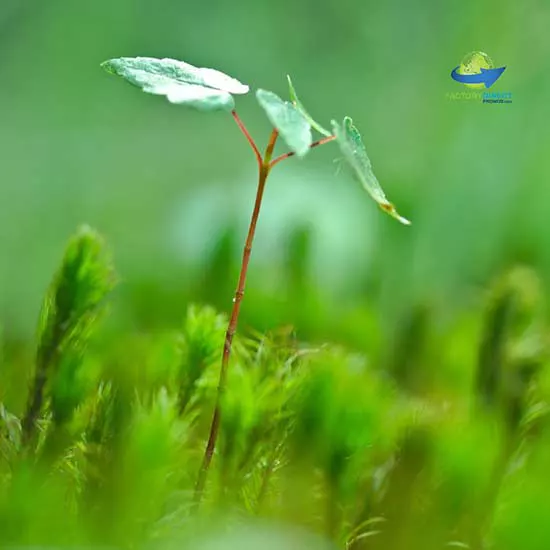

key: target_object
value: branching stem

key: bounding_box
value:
[194,127,279,506]
[231,110,262,168]
[194,120,336,506]
[270,134,336,169]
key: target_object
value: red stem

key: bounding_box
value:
[194,128,279,507]
[231,110,262,168]
[270,134,337,168]
[194,119,334,507]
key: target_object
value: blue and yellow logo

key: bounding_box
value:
[451,51,505,88]
[448,51,511,103]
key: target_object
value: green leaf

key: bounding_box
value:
[256,89,312,157]
[287,75,331,137]
[332,116,411,225]
[101,57,249,112]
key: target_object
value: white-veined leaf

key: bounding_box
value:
[256,89,312,157]
[332,116,410,225]
[101,57,249,112]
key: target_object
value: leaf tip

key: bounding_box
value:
[287,74,296,98]
[395,214,412,226]
[380,202,411,226]
[100,59,115,73]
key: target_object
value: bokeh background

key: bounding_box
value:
[3,2,550,548]
[2,0,550,347]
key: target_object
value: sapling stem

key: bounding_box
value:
[194,123,279,505]
[194,114,336,506]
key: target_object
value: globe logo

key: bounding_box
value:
[451,51,506,89]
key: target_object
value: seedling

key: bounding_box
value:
[101,56,410,504]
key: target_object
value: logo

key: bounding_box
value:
[447,51,512,104]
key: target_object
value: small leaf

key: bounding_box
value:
[287,75,331,137]
[256,89,312,157]
[101,57,249,112]
[332,116,410,225]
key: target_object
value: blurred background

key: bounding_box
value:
[1,0,549,348]
[3,3,550,548]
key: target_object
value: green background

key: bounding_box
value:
[1,0,549,342]
[2,2,550,548]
